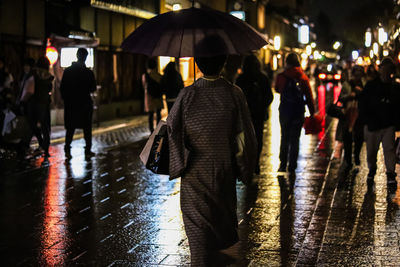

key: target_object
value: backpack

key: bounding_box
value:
[146,73,162,98]
[279,75,305,116]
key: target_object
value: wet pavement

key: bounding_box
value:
[1,95,400,266]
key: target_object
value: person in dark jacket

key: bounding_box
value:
[60,48,96,159]
[274,53,315,173]
[339,65,365,170]
[359,58,400,189]
[236,54,273,174]
[26,56,53,158]
[160,61,184,112]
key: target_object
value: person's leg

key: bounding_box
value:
[148,112,154,132]
[353,126,364,166]
[288,118,304,172]
[364,126,381,178]
[381,126,396,177]
[65,127,75,158]
[342,127,353,167]
[253,118,264,174]
[41,108,51,157]
[83,125,93,154]
[279,114,290,171]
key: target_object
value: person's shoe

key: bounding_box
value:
[387,172,397,185]
[255,164,260,175]
[64,149,72,160]
[278,164,286,172]
[85,150,95,158]
[288,166,296,173]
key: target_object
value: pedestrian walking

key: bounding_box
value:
[236,54,273,174]
[142,58,163,132]
[18,58,35,108]
[160,61,183,112]
[339,65,365,170]
[167,35,257,266]
[26,56,53,158]
[60,48,96,159]
[275,53,315,173]
[359,57,400,189]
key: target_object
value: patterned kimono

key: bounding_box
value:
[167,77,257,266]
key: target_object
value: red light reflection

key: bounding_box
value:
[39,149,68,265]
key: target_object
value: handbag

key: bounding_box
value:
[140,120,169,175]
[327,101,345,119]
[303,114,324,135]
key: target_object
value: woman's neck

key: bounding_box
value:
[202,75,220,81]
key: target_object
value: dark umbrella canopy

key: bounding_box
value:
[121,7,267,57]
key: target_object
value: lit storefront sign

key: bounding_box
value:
[159,56,174,74]
[60,47,94,68]
[90,0,156,19]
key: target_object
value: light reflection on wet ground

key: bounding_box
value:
[1,87,400,266]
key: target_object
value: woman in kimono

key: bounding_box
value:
[167,36,257,266]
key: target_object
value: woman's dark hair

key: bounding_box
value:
[36,56,50,71]
[164,62,177,75]
[195,56,227,76]
[242,54,261,74]
[194,35,228,76]
[285,53,300,67]
[146,57,157,70]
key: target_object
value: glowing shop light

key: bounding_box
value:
[298,25,309,44]
[274,36,281,50]
[172,4,182,11]
[365,31,372,47]
[333,41,341,50]
[383,50,389,57]
[352,50,359,60]
[306,45,312,56]
[46,46,58,65]
[373,42,379,55]
[378,27,388,45]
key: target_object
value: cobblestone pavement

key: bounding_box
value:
[1,98,400,266]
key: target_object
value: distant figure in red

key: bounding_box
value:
[275,53,315,173]
[60,48,96,159]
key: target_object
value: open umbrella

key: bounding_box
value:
[121,7,267,57]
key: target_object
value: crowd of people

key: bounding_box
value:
[333,57,400,191]
[0,48,95,160]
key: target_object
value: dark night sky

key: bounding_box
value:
[308,0,394,48]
